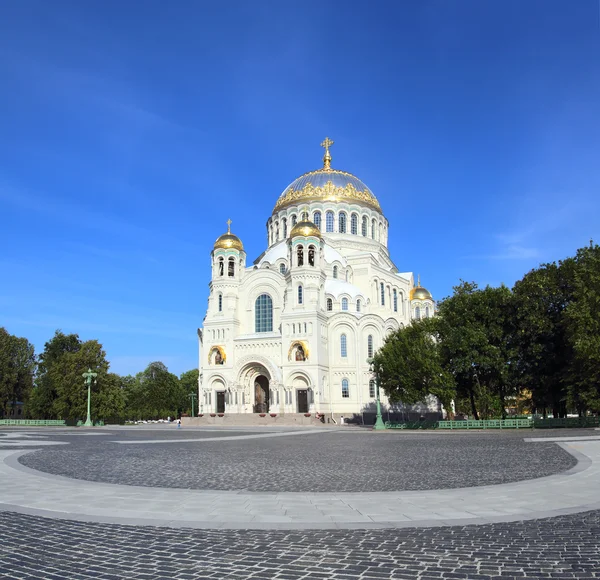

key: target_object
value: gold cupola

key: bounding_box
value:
[410,275,433,301]
[272,137,382,214]
[290,219,323,239]
[214,219,244,252]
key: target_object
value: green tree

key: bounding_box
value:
[373,318,455,412]
[0,328,36,418]
[564,242,600,413]
[29,330,81,419]
[436,282,514,419]
[180,369,199,415]
[125,362,184,420]
[29,330,123,421]
[512,261,575,417]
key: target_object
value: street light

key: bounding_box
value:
[189,392,197,418]
[367,358,386,430]
[82,368,97,427]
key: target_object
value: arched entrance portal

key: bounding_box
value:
[254,375,270,413]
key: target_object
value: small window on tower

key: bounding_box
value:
[228,258,235,277]
[327,298,333,311]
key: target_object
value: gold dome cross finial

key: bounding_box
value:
[417,274,421,287]
[226,218,232,233]
[320,137,334,170]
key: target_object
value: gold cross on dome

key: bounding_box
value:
[320,137,334,169]
[226,218,232,233]
[320,137,334,152]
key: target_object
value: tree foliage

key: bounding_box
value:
[122,361,185,420]
[0,328,36,417]
[28,330,124,421]
[436,282,514,419]
[374,242,600,419]
[373,319,455,412]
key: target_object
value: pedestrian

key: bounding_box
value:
[177,418,181,429]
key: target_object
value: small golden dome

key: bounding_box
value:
[214,219,244,251]
[290,220,322,239]
[410,275,432,301]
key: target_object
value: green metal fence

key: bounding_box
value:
[0,419,67,426]
[437,419,532,429]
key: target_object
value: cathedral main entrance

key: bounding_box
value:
[297,389,308,413]
[254,375,270,413]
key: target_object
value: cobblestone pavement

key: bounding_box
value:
[1,509,599,579]
[16,428,579,492]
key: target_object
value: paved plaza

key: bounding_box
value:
[1,427,600,578]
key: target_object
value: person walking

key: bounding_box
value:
[177,418,181,429]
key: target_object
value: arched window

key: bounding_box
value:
[393,289,398,312]
[326,211,334,232]
[369,379,376,398]
[415,306,421,320]
[228,258,235,277]
[275,221,279,240]
[297,245,304,266]
[379,222,383,241]
[326,298,333,311]
[298,285,303,305]
[362,216,368,237]
[282,218,287,238]
[342,379,349,398]
[341,334,347,357]
[218,293,223,312]
[333,265,338,279]
[255,294,273,332]
[367,335,374,358]
[372,218,376,239]
[280,263,286,274]
[380,282,385,305]
[291,214,297,226]
[351,213,358,235]
[218,257,224,276]
[341,298,348,311]
[425,306,430,318]
[356,299,361,312]
[339,212,347,233]
[313,211,322,230]
[308,245,315,266]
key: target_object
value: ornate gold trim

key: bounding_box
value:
[274,178,381,213]
[287,340,309,361]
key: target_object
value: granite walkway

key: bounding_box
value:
[1,437,600,530]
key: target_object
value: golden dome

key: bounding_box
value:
[290,220,322,239]
[214,219,244,252]
[273,138,382,214]
[410,275,432,301]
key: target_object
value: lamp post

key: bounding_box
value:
[82,368,97,427]
[189,392,197,418]
[367,358,386,430]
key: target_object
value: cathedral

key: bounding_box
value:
[197,139,437,423]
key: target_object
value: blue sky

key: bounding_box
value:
[1,0,599,376]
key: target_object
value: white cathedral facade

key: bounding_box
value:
[197,139,437,422]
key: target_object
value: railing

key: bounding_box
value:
[0,419,67,426]
[437,419,532,429]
